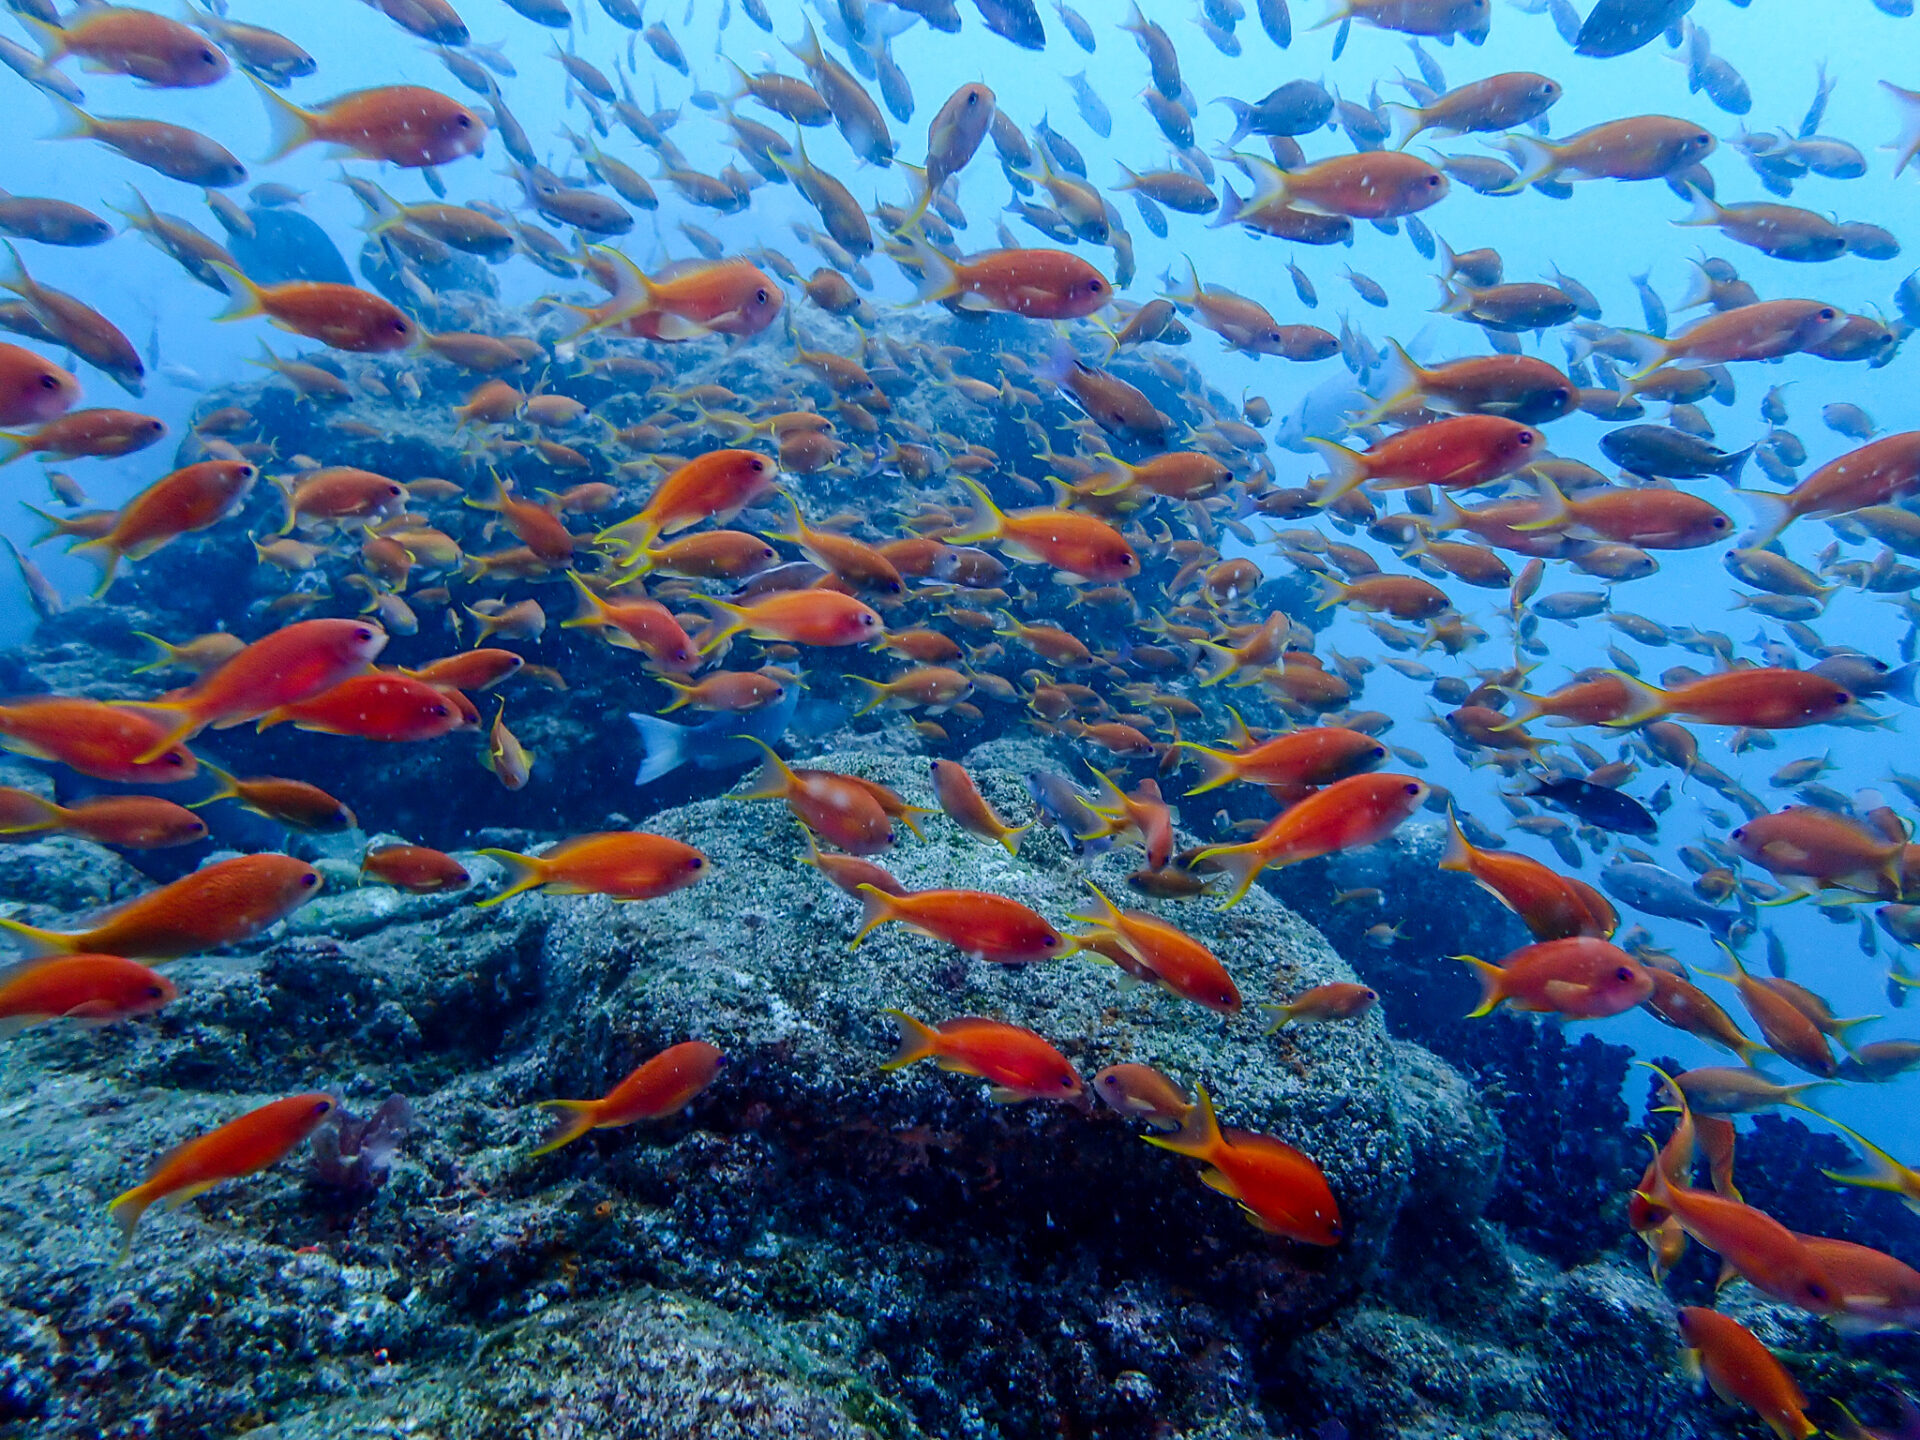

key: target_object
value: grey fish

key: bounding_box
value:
[1601,861,1738,938]
[631,684,802,785]
[1213,80,1331,142]
[1066,72,1111,138]
[1025,771,1111,856]
[1576,0,1693,58]
[1599,425,1750,481]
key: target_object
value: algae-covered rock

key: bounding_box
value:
[243,1290,913,1440]
[0,742,1501,1439]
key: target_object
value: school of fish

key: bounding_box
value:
[4,0,1920,1431]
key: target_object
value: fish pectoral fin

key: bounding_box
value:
[1199,1166,1242,1202]
[985,1085,1029,1104]
[651,314,714,342]
[160,1181,221,1213]
[1241,1208,1284,1235]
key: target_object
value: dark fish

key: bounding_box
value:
[1599,425,1751,481]
[1025,771,1111,856]
[630,684,801,784]
[1523,774,1658,835]
[1575,0,1693,57]
[971,0,1046,49]
[1600,861,1738,938]
[1215,80,1332,142]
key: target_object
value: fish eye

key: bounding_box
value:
[1426,174,1441,186]
[387,484,403,495]
[314,1098,334,1114]
[1043,935,1058,947]
[457,115,473,127]
[1614,966,1634,983]
[38,373,58,389]
[750,458,766,472]
[1371,744,1387,758]
[1711,516,1728,528]
[1809,1282,1830,1303]
[1819,308,1836,320]
[756,288,769,303]
[392,320,410,333]
[299,873,319,887]
[1362,988,1377,1000]
[354,626,375,641]
[201,48,218,64]
[1403,782,1420,795]
[1552,387,1571,404]
[689,856,705,868]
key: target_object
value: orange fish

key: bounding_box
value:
[108,1092,338,1252]
[1501,115,1715,189]
[852,667,972,716]
[469,475,576,563]
[1234,150,1447,220]
[1197,773,1428,907]
[0,953,176,1036]
[256,669,467,742]
[929,758,1028,854]
[0,407,167,466]
[1608,669,1855,730]
[1643,969,1768,1064]
[196,766,356,832]
[1675,1307,1818,1440]
[215,268,418,352]
[1080,770,1175,870]
[1439,811,1615,940]
[603,449,776,552]
[1072,881,1241,1013]
[854,885,1075,964]
[529,1040,723,1156]
[475,831,708,906]
[698,589,884,653]
[0,853,320,960]
[360,844,469,893]
[1730,806,1904,895]
[276,466,408,532]
[631,529,781,581]
[1092,1062,1195,1131]
[1704,943,1836,1078]
[1639,1142,1835,1311]
[70,460,257,593]
[1177,724,1387,796]
[909,241,1112,319]
[1454,937,1653,1019]
[570,249,784,341]
[1743,431,1920,546]
[0,789,207,849]
[660,669,789,714]
[739,738,894,855]
[27,8,229,87]
[0,697,197,785]
[0,342,79,427]
[257,82,486,167]
[1145,1083,1342,1244]
[1313,414,1541,502]
[881,1011,1083,1104]
[799,833,907,898]
[134,618,388,757]
[950,476,1139,583]
[402,649,524,692]
[1259,982,1379,1030]
[562,572,697,672]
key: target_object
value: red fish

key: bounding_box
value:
[1675,1307,1818,1440]
[1071,882,1241,1013]
[1454,937,1653,1019]
[0,953,175,1036]
[0,853,320,960]
[360,844,469,893]
[881,1011,1083,1104]
[475,831,708,906]
[529,1040,723,1156]
[0,697,198,784]
[1144,1083,1342,1244]
[1196,773,1428,907]
[108,1092,338,1251]
[853,885,1075,964]
[135,618,388,757]
[257,82,486,167]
